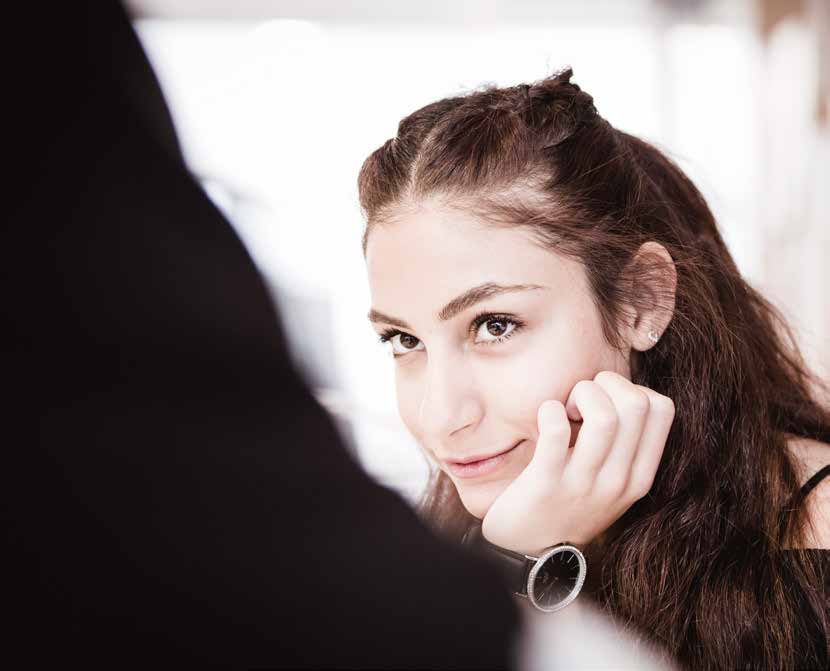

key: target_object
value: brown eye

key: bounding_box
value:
[487,320,508,337]
[399,334,420,349]
[379,331,425,357]
[474,317,518,344]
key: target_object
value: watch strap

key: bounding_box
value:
[462,523,534,596]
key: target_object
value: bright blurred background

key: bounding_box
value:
[128,0,830,503]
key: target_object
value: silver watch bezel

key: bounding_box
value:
[526,544,587,613]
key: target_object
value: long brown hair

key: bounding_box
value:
[358,68,830,670]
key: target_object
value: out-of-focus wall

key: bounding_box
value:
[756,0,830,404]
[132,0,830,502]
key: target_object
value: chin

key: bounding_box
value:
[454,480,507,520]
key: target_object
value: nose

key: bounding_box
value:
[418,350,483,444]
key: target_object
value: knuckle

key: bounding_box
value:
[630,483,651,502]
[653,394,676,418]
[593,370,619,385]
[629,476,654,500]
[561,473,591,499]
[572,379,594,396]
[623,390,650,416]
[633,384,657,400]
[593,410,618,432]
[596,475,625,501]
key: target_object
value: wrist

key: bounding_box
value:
[463,523,587,613]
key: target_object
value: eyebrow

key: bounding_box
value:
[367,283,547,330]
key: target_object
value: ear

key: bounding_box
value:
[621,241,677,352]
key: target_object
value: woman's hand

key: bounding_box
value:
[480,370,675,555]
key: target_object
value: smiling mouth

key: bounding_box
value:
[443,440,525,479]
[450,440,524,466]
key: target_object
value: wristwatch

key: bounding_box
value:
[462,523,587,613]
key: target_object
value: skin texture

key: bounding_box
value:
[365,199,676,549]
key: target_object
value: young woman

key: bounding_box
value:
[358,68,830,670]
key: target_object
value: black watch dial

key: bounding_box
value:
[528,546,586,611]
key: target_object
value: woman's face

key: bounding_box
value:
[365,200,630,519]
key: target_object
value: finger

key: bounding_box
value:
[528,399,570,475]
[628,385,675,499]
[591,371,649,485]
[562,380,617,482]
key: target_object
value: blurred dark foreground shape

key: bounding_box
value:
[6,2,521,667]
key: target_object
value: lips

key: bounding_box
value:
[449,440,524,465]
[443,440,525,479]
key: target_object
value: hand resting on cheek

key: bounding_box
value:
[481,370,676,556]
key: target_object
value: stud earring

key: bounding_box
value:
[647,330,660,344]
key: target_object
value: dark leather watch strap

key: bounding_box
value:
[462,524,534,597]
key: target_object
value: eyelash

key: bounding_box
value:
[377,311,525,358]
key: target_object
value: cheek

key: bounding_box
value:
[388,312,620,462]
[394,373,426,444]
[500,327,610,422]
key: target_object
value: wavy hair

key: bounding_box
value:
[358,68,830,670]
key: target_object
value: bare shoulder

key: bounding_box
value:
[786,434,830,549]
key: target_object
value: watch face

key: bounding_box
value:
[528,546,586,612]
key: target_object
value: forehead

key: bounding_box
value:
[366,202,583,312]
